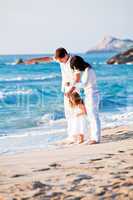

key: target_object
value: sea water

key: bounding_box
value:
[0,52,132,153]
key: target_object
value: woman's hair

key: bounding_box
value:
[55,48,68,59]
[70,55,92,71]
[69,92,84,107]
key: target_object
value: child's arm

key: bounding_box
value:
[76,103,87,117]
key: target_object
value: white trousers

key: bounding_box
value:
[64,95,70,119]
[64,95,72,138]
[84,90,101,142]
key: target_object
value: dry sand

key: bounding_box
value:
[0,125,133,200]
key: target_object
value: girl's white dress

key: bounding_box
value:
[68,106,88,140]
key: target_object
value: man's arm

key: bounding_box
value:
[24,56,54,64]
[65,73,80,97]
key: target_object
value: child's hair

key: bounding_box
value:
[69,92,84,107]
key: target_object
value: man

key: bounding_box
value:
[25,48,74,93]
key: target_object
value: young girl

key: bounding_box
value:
[68,92,88,144]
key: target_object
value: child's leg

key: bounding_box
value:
[66,134,77,143]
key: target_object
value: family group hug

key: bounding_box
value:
[25,48,101,145]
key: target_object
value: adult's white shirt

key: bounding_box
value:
[56,56,74,92]
[73,67,98,94]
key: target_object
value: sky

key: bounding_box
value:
[0,0,132,54]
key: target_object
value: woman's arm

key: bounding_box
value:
[24,57,53,64]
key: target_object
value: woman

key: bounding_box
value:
[66,56,101,144]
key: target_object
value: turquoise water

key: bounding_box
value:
[0,52,132,153]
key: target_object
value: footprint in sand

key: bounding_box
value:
[32,181,52,190]
[89,158,103,162]
[33,168,50,172]
[94,166,104,169]
[118,150,125,153]
[124,166,133,170]
[73,174,92,184]
[80,162,87,164]
[49,163,61,168]
[11,174,26,178]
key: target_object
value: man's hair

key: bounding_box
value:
[55,48,68,59]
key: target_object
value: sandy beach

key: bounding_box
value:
[0,124,133,200]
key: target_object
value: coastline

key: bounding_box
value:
[0,124,133,200]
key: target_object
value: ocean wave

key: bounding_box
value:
[0,92,4,99]
[38,113,57,124]
[31,109,133,130]
[0,89,33,99]
[38,112,65,124]
[98,75,132,81]
[92,61,106,65]
[0,74,61,83]
[0,125,66,139]
[126,62,133,65]
[0,111,132,140]
[5,62,17,66]
[92,61,133,66]
[101,111,133,128]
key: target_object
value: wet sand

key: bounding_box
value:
[0,125,133,200]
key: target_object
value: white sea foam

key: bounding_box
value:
[98,75,131,81]
[0,127,66,139]
[126,63,133,65]
[36,110,133,131]
[0,118,67,140]
[0,74,61,82]
[0,89,33,99]
[101,111,133,128]
[0,92,4,99]
[6,89,33,95]
[92,62,106,65]
[5,62,17,66]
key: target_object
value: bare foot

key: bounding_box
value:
[89,140,99,145]
[78,135,84,144]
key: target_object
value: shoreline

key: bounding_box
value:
[0,117,133,156]
[0,124,133,199]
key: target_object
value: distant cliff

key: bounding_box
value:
[86,36,133,53]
